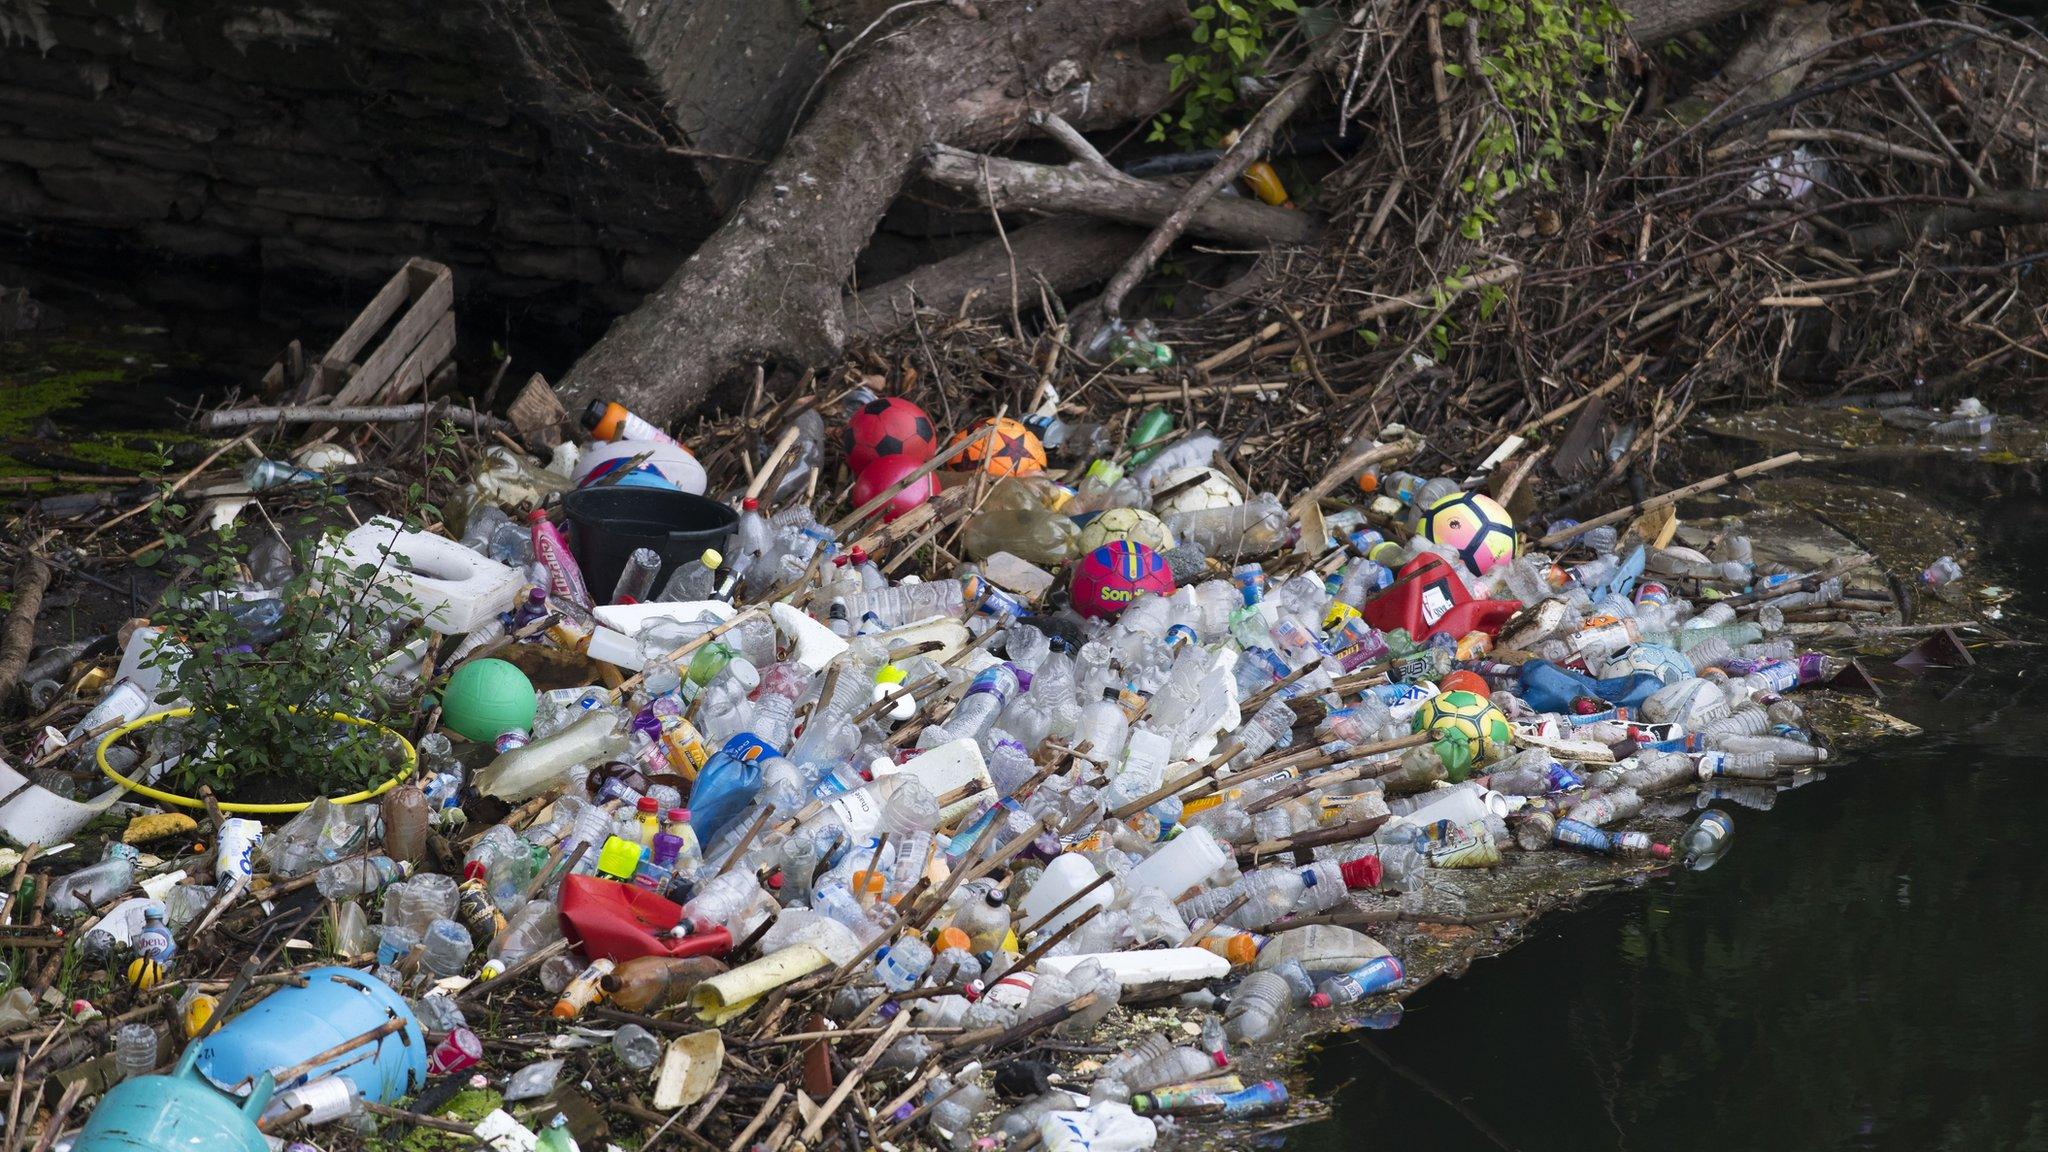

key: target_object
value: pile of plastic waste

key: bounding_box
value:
[10,386,1877,1152]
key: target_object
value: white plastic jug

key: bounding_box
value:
[1020,853,1113,938]
[1120,825,1226,904]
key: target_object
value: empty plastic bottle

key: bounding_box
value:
[114,1024,158,1080]
[611,547,663,605]
[48,843,141,916]
[1224,969,1296,1043]
[316,856,411,900]
[1680,809,1735,870]
[613,1023,663,1070]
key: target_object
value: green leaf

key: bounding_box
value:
[1443,62,1465,78]
[1440,9,1468,26]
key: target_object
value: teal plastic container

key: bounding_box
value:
[72,1045,273,1152]
[194,966,425,1104]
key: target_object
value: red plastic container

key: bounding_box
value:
[557,875,733,963]
[1362,554,1520,642]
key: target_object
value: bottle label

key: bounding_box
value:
[829,788,885,837]
[1552,819,1612,852]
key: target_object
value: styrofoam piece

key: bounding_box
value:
[874,738,994,824]
[593,600,735,635]
[318,517,524,635]
[772,602,848,672]
[1036,947,1231,991]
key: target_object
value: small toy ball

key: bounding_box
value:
[851,456,936,522]
[1151,465,1243,517]
[125,956,167,992]
[572,438,708,494]
[1603,642,1692,685]
[1418,490,1518,576]
[845,396,937,475]
[1069,540,1177,619]
[1077,506,1176,554]
[950,417,1046,477]
[1438,669,1491,698]
[1412,688,1514,762]
[438,658,538,743]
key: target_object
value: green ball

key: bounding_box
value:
[439,658,537,743]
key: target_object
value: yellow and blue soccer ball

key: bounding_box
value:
[1419,491,1517,576]
[1078,506,1176,554]
[1412,688,1514,762]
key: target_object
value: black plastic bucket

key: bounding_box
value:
[561,486,739,601]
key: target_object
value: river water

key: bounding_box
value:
[1290,476,2048,1152]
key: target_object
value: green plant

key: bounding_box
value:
[1441,0,1629,238]
[140,466,422,799]
[1155,0,1302,148]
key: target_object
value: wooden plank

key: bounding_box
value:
[325,258,453,411]
[379,310,457,407]
[310,268,412,398]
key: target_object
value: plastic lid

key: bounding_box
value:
[637,796,660,814]
[595,835,643,880]
[701,548,723,569]
[934,926,971,953]
[1220,933,1259,967]
[742,497,759,510]
[668,807,689,822]
[1309,992,1332,1010]
[849,870,886,896]
[876,663,907,686]
[1650,842,1674,859]
[1211,1050,1230,1067]
[1339,856,1384,889]
[526,507,547,523]
[580,399,611,431]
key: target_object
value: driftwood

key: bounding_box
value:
[921,145,1318,247]
[844,220,1145,341]
[557,0,1188,424]
[0,554,49,704]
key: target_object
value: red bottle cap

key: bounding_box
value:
[1309,992,1332,1010]
[1339,855,1383,889]
[742,497,759,511]
[1650,843,1673,859]
[637,796,660,814]
[668,807,689,823]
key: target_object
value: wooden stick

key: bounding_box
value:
[86,431,255,541]
[204,403,517,436]
[0,553,48,706]
[1535,451,1803,547]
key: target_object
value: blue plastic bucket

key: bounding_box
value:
[72,1045,273,1152]
[194,966,425,1103]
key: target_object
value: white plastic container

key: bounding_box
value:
[1395,781,1510,829]
[1120,825,1227,904]
[1037,948,1229,992]
[1020,853,1114,938]
[318,516,524,635]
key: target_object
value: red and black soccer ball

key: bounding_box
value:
[844,397,937,475]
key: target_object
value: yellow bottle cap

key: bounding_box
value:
[700,548,723,569]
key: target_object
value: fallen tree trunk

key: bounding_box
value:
[1839,188,2048,258]
[844,219,1146,342]
[920,145,1319,247]
[558,0,1186,424]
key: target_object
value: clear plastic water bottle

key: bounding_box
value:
[315,856,410,900]
[612,1023,663,1070]
[114,1023,158,1081]
[1225,969,1295,1043]
[876,935,934,992]
[610,547,662,605]
[420,918,475,980]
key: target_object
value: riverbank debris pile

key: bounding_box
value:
[0,369,1961,1152]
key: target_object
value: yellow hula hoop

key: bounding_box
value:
[95,706,418,815]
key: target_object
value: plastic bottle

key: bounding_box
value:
[528,509,594,611]
[315,856,411,900]
[481,900,563,980]
[1679,809,1735,870]
[47,843,141,916]
[1564,787,1643,828]
[658,548,725,602]
[242,458,321,490]
[1224,969,1295,1043]
[1311,956,1406,1007]
[877,935,935,992]
[612,1023,663,1070]
[114,1023,157,1081]
[603,955,728,1013]
[1553,819,1669,859]
[552,958,615,1019]
[475,710,629,801]
[611,547,663,605]
[420,918,475,981]
[380,782,430,865]
[1922,555,1963,588]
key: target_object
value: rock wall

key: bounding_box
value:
[0,0,820,329]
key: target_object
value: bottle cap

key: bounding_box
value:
[1339,856,1384,889]
[1309,992,1332,1009]
[934,926,971,953]
[596,836,644,881]
[637,796,660,814]
[1219,934,1259,967]
[668,807,689,823]
[1211,1050,1230,1067]
[701,548,723,569]
[581,399,616,435]
[1650,842,1673,859]
[742,497,759,511]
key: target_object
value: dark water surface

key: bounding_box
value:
[1290,485,2048,1152]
